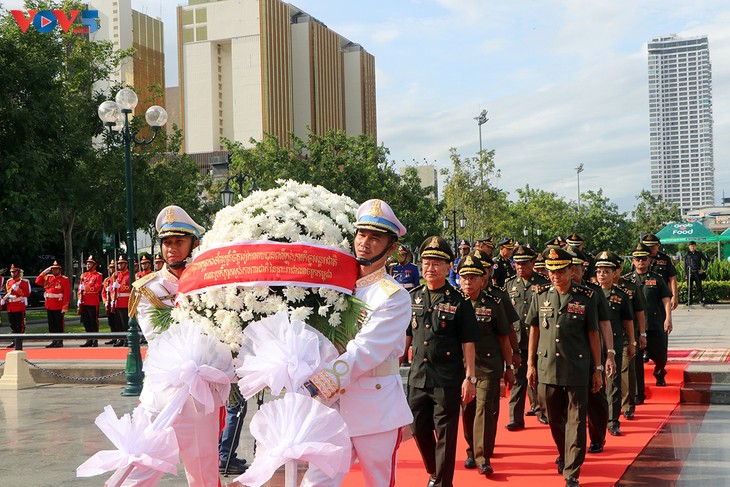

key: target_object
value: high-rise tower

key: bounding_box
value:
[648,34,713,215]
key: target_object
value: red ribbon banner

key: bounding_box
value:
[178,241,358,296]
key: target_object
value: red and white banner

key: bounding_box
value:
[178,241,358,296]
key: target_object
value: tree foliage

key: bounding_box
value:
[632,189,681,235]
[223,130,441,250]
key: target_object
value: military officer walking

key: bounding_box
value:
[643,234,679,310]
[492,238,516,288]
[407,236,480,487]
[623,243,673,386]
[457,255,514,476]
[505,244,550,429]
[526,248,603,487]
[594,251,635,436]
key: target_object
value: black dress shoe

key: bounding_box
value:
[566,477,580,487]
[46,341,57,348]
[525,408,537,416]
[80,340,93,348]
[6,342,15,349]
[91,340,98,347]
[478,462,494,476]
[624,410,635,420]
[505,422,525,431]
[538,415,549,425]
[219,458,248,475]
[105,339,116,345]
[656,377,667,386]
[114,339,128,347]
[588,442,604,453]
[464,457,477,469]
[608,424,621,436]
[427,474,436,487]
[556,456,564,474]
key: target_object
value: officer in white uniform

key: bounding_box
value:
[124,205,214,487]
[301,199,414,487]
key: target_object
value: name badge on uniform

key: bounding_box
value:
[646,279,657,286]
[567,302,585,315]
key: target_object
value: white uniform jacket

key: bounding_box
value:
[129,268,178,342]
[310,266,414,437]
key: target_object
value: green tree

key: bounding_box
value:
[506,185,573,247]
[632,189,681,235]
[440,148,509,249]
[222,130,441,250]
[573,189,633,253]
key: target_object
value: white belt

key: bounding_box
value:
[117,293,130,297]
[363,359,400,377]
[45,293,64,299]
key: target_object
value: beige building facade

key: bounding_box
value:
[178,0,376,154]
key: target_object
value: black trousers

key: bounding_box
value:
[46,309,65,334]
[7,311,25,334]
[115,307,129,332]
[106,307,118,332]
[587,385,608,446]
[646,329,668,380]
[539,383,588,480]
[80,305,99,332]
[408,385,461,487]
[687,271,704,304]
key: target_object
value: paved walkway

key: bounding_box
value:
[0,303,729,486]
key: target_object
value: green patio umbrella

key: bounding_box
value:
[654,221,718,244]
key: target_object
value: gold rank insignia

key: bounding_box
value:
[369,200,384,216]
[549,249,559,259]
[164,207,175,224]
[427,236,440,248]
[415,296,422,305]
[598,251,609,259]
[464,256,474,265]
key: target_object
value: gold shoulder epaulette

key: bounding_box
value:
[379,278,401,297]
[132,271,158,290]
[573,285,594,298]
[457,288,470,300]
[535,283,551,294]
[409,284,425,295]
[485,290,501,304]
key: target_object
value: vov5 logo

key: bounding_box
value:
[11,9,99,34]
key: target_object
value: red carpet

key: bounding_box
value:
[667,348,730,363]
[344,364,683,486]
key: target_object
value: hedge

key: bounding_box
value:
[676,280,730,304]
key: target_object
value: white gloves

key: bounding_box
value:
[11,282,19,291]
[44,266,53,274]
[79,283,85,291]
[112,281,120,290]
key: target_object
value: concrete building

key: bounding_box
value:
[648,34,714,216]
[177,0,376,154]
[91,0,166,121]
[400,165,438,200]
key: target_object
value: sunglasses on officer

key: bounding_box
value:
[632,256,648,262]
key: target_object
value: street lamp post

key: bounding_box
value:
[98,87,168,396]
[220,171,260,206]
[474,109,489,186]
[522,222,542,247]
[576,163,584,214]
[442,209,467,255]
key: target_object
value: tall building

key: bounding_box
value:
[91,0,166,121]
[648,34,714,216]
[177,0,377,154]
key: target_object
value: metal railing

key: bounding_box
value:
[2,327,145,396]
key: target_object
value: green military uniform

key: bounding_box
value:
[617,277,646,412]
[492,238,516,288]
[505,266,550,426]
[622,269,671,382]
[460,287,511,471]
[526,248,600,484]
[408,237,480,487]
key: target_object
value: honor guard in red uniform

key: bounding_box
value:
[112,254,131,347]
[136,253,153,280]
[78,256,103,347]
[101,262,118,345]
[36,261,71,348]
[153,253,164,271]
[2,264,32,347]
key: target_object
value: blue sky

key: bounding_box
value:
[4,0,729,213]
